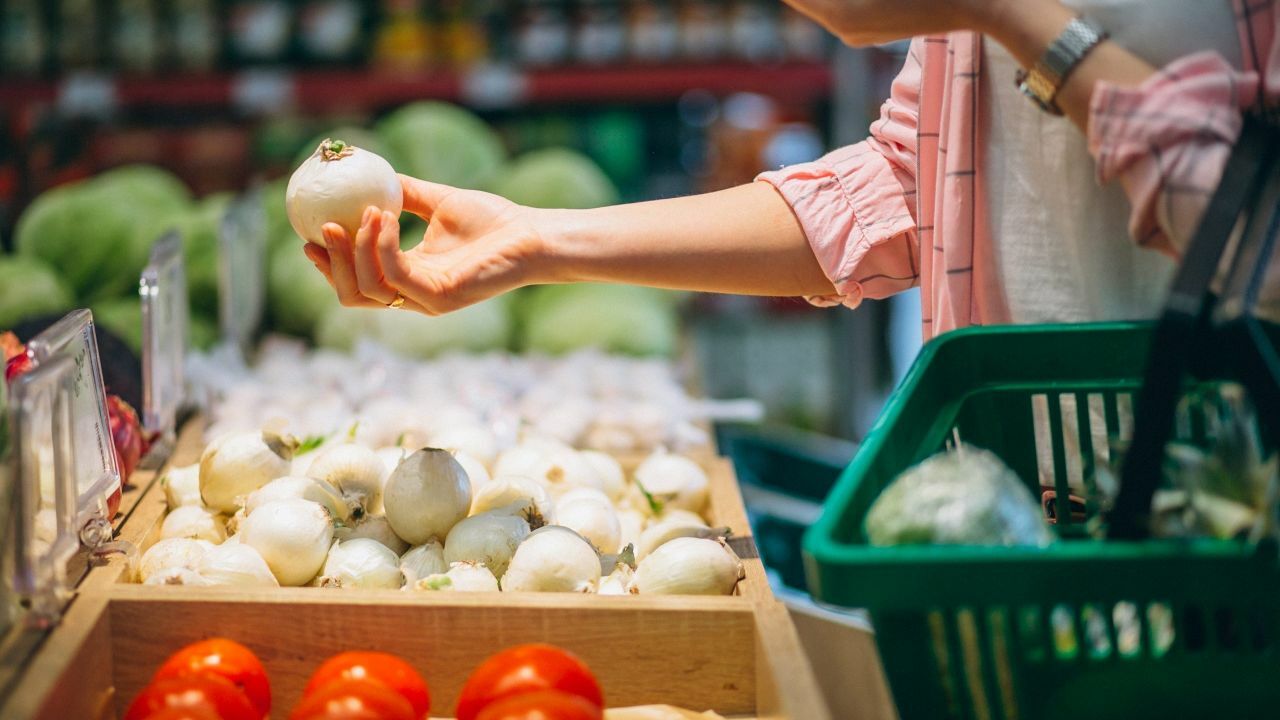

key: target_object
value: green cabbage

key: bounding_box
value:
[376,102,506,189]
[864,446,1055,547]
[0,256,75,327]
[15,166,194,302]
[92,164,192,212]
[316,297,512,358]
[519,284,678,356]
[268,240,340,338]
[489,149,619,209]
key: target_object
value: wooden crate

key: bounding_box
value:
[84,420,773,603]
[0,589,827,720]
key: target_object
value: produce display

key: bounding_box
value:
[139,425,742,595]
[123,638,728,720]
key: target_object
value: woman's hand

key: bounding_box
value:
[303,176,548,314]
[784,0,1011,46]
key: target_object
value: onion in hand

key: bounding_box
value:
[285,138,402,248]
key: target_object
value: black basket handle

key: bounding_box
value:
[1109,115,1280,540]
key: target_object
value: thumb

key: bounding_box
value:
[400,175,455,220]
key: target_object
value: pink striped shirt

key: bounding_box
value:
[759,1,1278,340]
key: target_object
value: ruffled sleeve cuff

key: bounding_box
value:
[757,142,918,309]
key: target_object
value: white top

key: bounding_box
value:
[982,0,1241,324]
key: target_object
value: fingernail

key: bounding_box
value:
[363,206,376,224]
[382,210,396,224]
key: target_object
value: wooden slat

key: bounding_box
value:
[106,587,760,716]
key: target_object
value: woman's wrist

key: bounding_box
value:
[527,207,591,286]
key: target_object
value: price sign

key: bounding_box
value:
[6,354,81,625]
[141,232,189,438]
[218,191,267,359]
[25,310,120,518]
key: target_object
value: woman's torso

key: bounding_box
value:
[981,0,1242,324]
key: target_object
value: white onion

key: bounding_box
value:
[471,475,554,523]
[415,562,500,592]
[286,138,402,248]
[375,446,407,477]
[160,506,227,544]
[383,448,471,545]
[334,514,410,555]
[144,567,211,586]
[239,498,334,586]
[319,538,404,589]
[444,503,531,578]
[617,509,647,552]
[598,564,635,595]
[453,452,491,501]
[636,520,725,561]
[631,537,743,596]
[245,476,350,522]
[400,541,447,585]
[555,496,621,554]
[501,526,601,593]
[199,431,294,513]
[306,443,387,517]
[579,451,626,502]
[162,465,202,510]
[196,542,279,588]
[431,424,499,465]
[633,450,709,515]
[137,539,214,583]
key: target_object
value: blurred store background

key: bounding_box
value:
[0,0,920,443]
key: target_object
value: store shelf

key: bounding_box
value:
[0,62,832,116]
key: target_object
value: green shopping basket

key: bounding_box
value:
[802,116,1280,719]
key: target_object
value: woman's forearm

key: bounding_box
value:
[978,0,1156,133]
[538,181,837,297]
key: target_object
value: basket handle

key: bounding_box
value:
[1109,115,1280,540]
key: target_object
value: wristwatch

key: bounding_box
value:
[1015,15,1109,115]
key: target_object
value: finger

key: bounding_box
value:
[400,175,455,221]
[353,209,401,304]
[323,215,384,308]
[304,244,333,279]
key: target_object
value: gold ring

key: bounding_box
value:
[387,293,406,309]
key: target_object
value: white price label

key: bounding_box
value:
[141,233,189,438]
[57,71,118,119]
[24,310,119,522]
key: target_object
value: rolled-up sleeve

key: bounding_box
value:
[757,42,923,309]
[1088,51,1261,256]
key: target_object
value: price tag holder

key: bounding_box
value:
[218,190,267,360]
[140,232,189,439]
[5,354,81,626]
[24,310,121,531]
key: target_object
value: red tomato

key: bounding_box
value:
[152,638,271,717]
[475,690,604,720]
[136,706,222,720]
[302,651,430,718]
[289,678,417,720]
[123,675,260,720]
[455,644,604,720]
